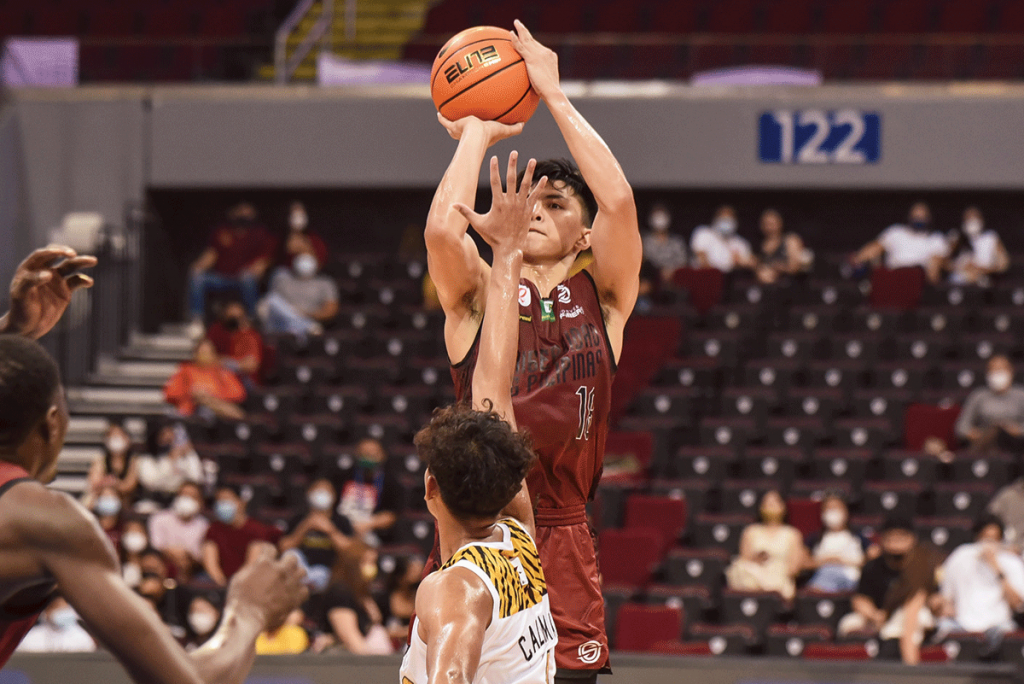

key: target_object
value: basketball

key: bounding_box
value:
[430,26,540,126]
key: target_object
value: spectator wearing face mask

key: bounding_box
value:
[641,203,687,284]
[317,543,393,655]
[149,481,210,580]
[279,479,354,593]
[281,202,328,268]
[82,423,139,510]
[183,593,223,651]
[16,597,95,653]
[136,420,206,505]
[93,484,126,548]
[989,478,1024,552]
[690,205,755,273]
[133,549,186,639]
[381,555,423,643]
[206,300,264,389]
[725,490,808,601]
[850,202,949,284]
[336,439,401,544]
[955,355,1024,454]
[120,518,153,587]
[948,207,1010,286]
[201,485,281,586]
[259,249,339,338]
[805,495,866,593]
[755,209,809,285]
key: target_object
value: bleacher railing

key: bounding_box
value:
[275,0,334,83]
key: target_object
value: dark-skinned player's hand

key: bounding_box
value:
[226,543,308,632]
[452,151,546,252]
[0,245,96,339]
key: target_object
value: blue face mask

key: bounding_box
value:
[50,607,79,630]
[911,219,929,231]
[95,495,121,517]
[215,500,238,524]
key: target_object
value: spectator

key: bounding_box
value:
[183,592,223,651]
[82,422,139,510]
[850,202,949,284]
[690,205,755,273]
[725,490,807,601]
[280,201,328,268]
[755,208,808,285]
[206,300,263,389]
[163,338,246,421]
[380,555,423,643]
[256,608,310,655]
[149,481,210,580]
[259,250,339,338]
[187,202,276,329]
[136,420,206,505]
[337,439,400,544]
[278,478,354,592]
[989,478,1024,552]
[837,517,941,665]
[119,518,152,587]
[955,355,1024,454]
[641,203,687,283]
[949,207,1009,285]
[93,484,125,547]
[805,495,866,593]
[935,515,1024,654]
[16,598,95,653]
[320,543,393,655]
[201,485,281,586]
[136,548,186,639]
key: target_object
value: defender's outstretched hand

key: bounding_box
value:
[510,20,560,101]
[0,245,97,339]
[437,113,523,146]
[452,151,547,251]
[226,543,309,633]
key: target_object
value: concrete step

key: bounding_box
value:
[67,386,167,416]
[49,476,86,495]
[59,446,101,473]
[91,357,177,388]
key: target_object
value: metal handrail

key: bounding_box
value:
[275,0,335,83]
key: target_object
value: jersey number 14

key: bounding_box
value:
[576,386,595,440]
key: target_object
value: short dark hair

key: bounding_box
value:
[518,158,598,228]
[974,513,1004,539]
[414,402,535,521]
[881,515,916,534]
[0,335,61,448]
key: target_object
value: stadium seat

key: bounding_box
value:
[614,604,684,652]
[699,418,757,451]
[392,512,436,557]
[764,417,826,450]
[765,624,832,657]
[916,516,973,555]
[998,631,1024,669]
[720,479,785,516]
[904,403,961,450]
[599,528,664,587]
[662,548,730,590]
[785,388,843,423]
[649,0,703,33]
[740,447,803,483]
[869,268,925,309]
[802,642,874,660]
[788,305,841,334]
[868,361,931,395]
[648,479,710,523]
[833,418,895,451]
[602,431,655,483]
[808,450,874,485]
[644,584,714,625]
[686,331,743,365]
[743,360,802,393]
[861,481,922,518]
[794,590,853,634]
[933,482,994,518]
[688,624,757,655]
[721,387,778,428]
[632,387,696,420]
[938,0,996,32]
[691,513,753,554]
[947,452,1012,485]
[309,385,371,419]
[880,449,939,483]
[720,590,784,639]
[786,498,822,538]
[624,494,688,553]
[671,268,724,314]
[602,585,636,649]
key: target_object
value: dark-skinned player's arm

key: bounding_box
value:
[511,21,642,355]
[425,114,524,361]
[0,246,96,339]
[6,481,306,684]
[455,151,546,538]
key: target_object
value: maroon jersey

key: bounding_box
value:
[0,462,54,667]
[452,270,616,518]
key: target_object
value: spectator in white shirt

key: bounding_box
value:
[851,202,949,284]
[17,598,96,653]
[949,206,1009,286]
[935,515,1024,652]
[136,421,206,506]
[642,203,688,283]
[805,495,866,593]
[690,205,755,273]
[148,481,210,580]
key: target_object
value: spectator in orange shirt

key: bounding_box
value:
[207,300,263,390]
[163,338,246,421]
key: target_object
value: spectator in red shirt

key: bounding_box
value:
[280,202,329,269]
[163,338,246,420]
[206,301,263,390]
[188,202,276,326]
[201,485,281,586]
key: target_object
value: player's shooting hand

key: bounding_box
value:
[0,245,96,339]
[452,151,547,253]
[437,113,524,147]
[227,543,309,632]
[510,20,560,101]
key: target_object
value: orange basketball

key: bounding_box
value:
[430,26,540,126]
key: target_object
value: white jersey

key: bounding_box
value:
[400,519,556,684]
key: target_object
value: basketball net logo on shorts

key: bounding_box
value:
[578,640,602,665]
[518,284,531,307]
[444,45,501,84]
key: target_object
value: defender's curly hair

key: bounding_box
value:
[414,402,535,521]
[517,158,598,228]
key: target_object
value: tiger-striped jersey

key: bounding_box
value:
[400,518,557,684]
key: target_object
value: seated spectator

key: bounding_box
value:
[119,518,152,587]
[337,439,400,544]
[188,202,276,329]
[935,515,1024,654]
[850,202,949,284]
[642,203,687,284]
[279,478,354,592]
[838,517,942,665]
[955,355,1024,454]
[149,481,210,580]
[206,300,263,389]
[280,201,328,268]
[805,495,865,594]
[690,205,755,273]
[16,597,95,653]
[135,548,186,639]
[755,209,808,285]
[259,250,339,338]
[989,478,1024,552]
[320,543,393,655]
[725,490,807,601]
[136,420,205,506]
[201,485,281,586]
[82,422,139,510]
[381,555,423,643]
[949,206,1009,286]
[93,484,125,547]
[163,338,246,421]
[256,608,310,655]
[183,592,223,651]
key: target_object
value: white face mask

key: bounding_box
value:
[822,508,846,530]
[188,611,218,636]
[715,216,737,235]
[988,370,1013,392]
[294,254,317,278]
[963,217,983,238]
[308,489,334,512]
[49,607,79,630]
[95,495,121,517]
[106,435,129,453]
[122,531,148,554]
[290,210,308,231]
[649,211,670,232]
[173,495,201,519]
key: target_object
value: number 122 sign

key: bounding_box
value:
[759,109,881,164]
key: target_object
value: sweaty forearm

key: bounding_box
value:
[425,128,489,244]
[472,245,524,422]
[190,601,263,684]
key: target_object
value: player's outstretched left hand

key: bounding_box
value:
[452,151,547,253]
[228,543,309,632]
[0,245,97,339]
[510,20,560,101]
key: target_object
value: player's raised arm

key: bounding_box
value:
[0,246,96,339]
[511,21,642,329]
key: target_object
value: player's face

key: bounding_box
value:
[524,181,590,263]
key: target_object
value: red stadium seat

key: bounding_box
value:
[592,2,644,32]
[534,1,587,33]
[614,603,683,652]
[603,431,655,481]
[599,528,663,587]
[421,0,474,34]
[821,2,876,34]
[765,624,832,657]
[878,0,935,33]
[802,643,873,660]
[764,0,816,34]
[649,0,703,33]
[706,0,759,33]
[997,1,1024,32]
[937,0,996,33]
[624,494,688,553]
[786,498,822,538]
[869,267,925,309]
[671,268,724,314]
[904,402,961,450]
[87,8,138,37]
